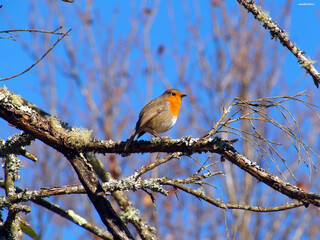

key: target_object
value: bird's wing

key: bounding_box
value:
[136,100,167,129]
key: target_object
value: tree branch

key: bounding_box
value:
[1,87,320,212]
[0,28,71,81]
[35,199,113,239]
[236,0,320,88]
[0,181,113,239]
[87,153,157,240]
[162,179,304,212]
[0,132,37,162]
[0,87,133,239]
[221,150,320,207]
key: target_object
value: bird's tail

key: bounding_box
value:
[124,130,136,151]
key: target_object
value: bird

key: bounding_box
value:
[125,89,186,150]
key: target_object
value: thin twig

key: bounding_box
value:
[0,28,71,81]
[135,152,183,179]
[162,179,305,212]
[0,27,64,35]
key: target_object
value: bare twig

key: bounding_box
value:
[200,98,237,140]
[0,27,65,35]
[135,152,183,179]
[208,93,320,176]
[33,199,112,240]
[0,28,71,81]
[162,179,304,212]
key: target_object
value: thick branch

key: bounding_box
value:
[88,153,157,240]
[66,153,133,240]
[1,87,320,209]
[236,0,320,87]
[85,137,236,155]
[0,88,133,239]
[221,150,320,207]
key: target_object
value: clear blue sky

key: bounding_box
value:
[1,0,320,102]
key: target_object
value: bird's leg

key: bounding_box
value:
[152,130,164,140]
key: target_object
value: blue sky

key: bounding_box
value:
[1,0,320,103]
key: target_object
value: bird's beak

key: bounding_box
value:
[181,94,187,98]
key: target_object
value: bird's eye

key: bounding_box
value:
[171,92,176,96]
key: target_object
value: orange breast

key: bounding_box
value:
[165,96,182,118]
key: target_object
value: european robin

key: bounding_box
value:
[125,89,186,149]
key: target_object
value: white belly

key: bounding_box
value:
[155,116,177,133]
[170,116,177,127]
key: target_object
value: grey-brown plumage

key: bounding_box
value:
[125,89,186,150]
